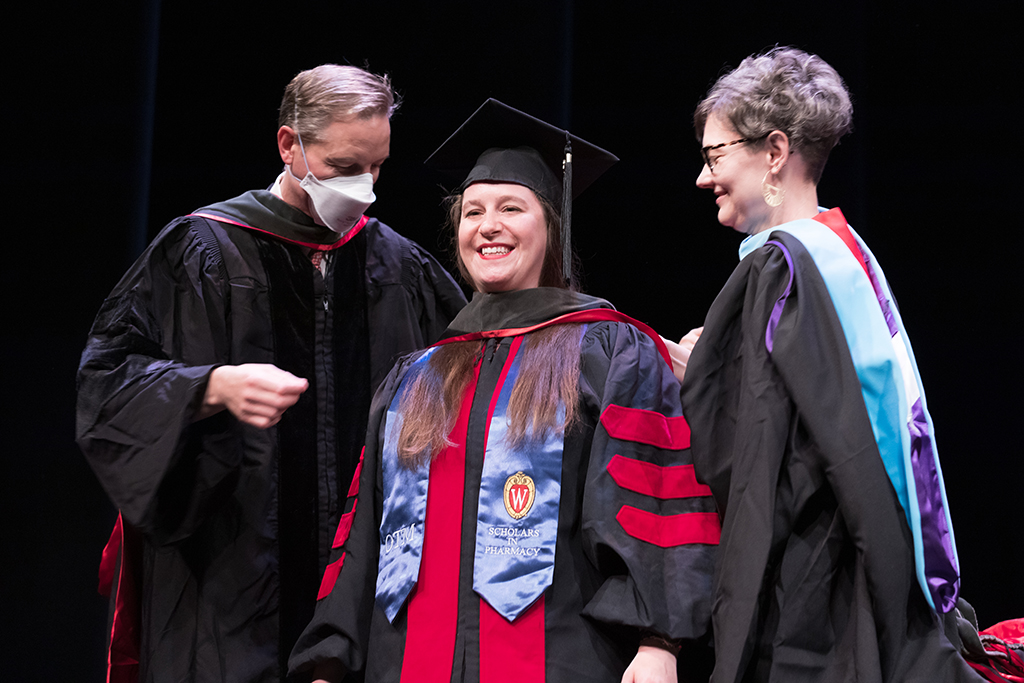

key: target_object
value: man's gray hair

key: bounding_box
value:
[695,47,852,184]
[278,64,399,143]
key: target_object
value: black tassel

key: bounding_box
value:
[561,132,572,285]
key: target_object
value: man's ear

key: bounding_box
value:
[277,126,297,165]
[764,129,790,174]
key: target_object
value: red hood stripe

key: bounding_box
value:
[436,309,673,368]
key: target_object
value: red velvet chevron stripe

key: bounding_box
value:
[332,449,365,549]
[600,404,691,450]
[347,449,364,497]
[616,506,720,547]
[333,504,358,549]
[607,454,712,499]
[317,553,346,600]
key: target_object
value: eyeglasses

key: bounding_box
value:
[700,135,765,172]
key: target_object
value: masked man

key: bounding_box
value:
[76,65,466,683]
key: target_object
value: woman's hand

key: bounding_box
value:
[621,645,678,683]
[660,327,703,383]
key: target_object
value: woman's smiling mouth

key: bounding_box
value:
[480,245,511,257]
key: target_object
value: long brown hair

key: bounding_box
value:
[396,324,584,467]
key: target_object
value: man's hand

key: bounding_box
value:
[621,645,678,683]
[661,327,703,383]
[198,364,309,428]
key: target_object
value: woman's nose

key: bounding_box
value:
[696,164,713,188]
[479,212,501,237]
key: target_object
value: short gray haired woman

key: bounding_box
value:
[681,47,983,682]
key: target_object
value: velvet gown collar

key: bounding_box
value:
[440,288,613,340]
[197,189,351,247]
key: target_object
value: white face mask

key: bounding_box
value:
[287,130,376,234]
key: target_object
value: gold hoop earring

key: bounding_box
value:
[762,170,785,207]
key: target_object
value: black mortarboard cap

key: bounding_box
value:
[425,99,618,283]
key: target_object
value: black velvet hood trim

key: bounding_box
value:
[198,190,347,247]
[439,288,613,340]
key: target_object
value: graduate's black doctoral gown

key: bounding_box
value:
[76,190,466,683]
[289,288,719,683]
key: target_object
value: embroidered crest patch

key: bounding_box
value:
[503,471,536,520]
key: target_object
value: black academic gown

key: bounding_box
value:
[681,225,981,683]
[76,189,466,683]
[289,288,718,683]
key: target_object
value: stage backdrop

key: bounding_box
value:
[2,1,1019,678]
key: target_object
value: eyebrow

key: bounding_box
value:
[324,154,390,166]
[465,194,529,206]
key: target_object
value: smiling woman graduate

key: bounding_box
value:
[288,100,719,683]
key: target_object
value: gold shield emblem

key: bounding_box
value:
[503,471,536,520]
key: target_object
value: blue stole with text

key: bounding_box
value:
[472,341,564,621]
[375,337,566,623]
[375,349,436,623]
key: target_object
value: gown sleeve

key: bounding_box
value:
[288,354,418,677]
[577,321,718,641]
[75,217,240,544]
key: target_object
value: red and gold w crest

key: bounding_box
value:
[503,471,536,520]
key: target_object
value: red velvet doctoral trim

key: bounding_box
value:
[606,454,712,499]
[480,595,546,683]
[812,208,869,280]
[485,336,525,446]
[347,448,365,498]
[317,553,347,600]
[189,213,368,250]
[616,506,721,547]
[329,449,364,557]
[600,404,691,450]
[400,362,481,683]
[333,503,358,549]
[435,309,673,368]
[475,335,547,680]
[105,512,141,683]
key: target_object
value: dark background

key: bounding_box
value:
[2,1,1020,678]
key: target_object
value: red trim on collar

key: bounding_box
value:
[189,212,369,250]
[436,309,673,368]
